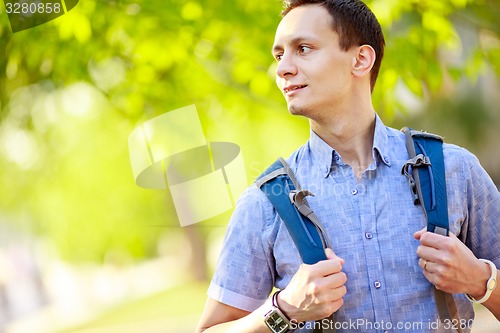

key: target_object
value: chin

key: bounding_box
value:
[288,103,308,116]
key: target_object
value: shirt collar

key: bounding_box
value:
[308,113,392,178]
[372,113,391,168]
[309,129,336,177]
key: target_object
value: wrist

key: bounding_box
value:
[263,290,295,333]
[466,259,497,304]
[276,290,300,323]
[468,260,490,298]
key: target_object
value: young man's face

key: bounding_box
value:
[273,5,357,118]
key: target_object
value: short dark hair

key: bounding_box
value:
[282,0,385,92]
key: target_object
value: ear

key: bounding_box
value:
[352,45,376,79]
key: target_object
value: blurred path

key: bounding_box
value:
[54,315,199,333]
[472,305,500,333]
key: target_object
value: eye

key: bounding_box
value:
[274,53,283,62]
[298,45,312,54]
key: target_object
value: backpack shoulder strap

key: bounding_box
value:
[401,128,463,333]
[256,157,331,265]
[401,127,449,236]
[256,158,336,333]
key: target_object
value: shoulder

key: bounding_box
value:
[233,183,275,226]
[442,142,489,182]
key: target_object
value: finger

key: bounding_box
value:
[325,248,345,265]
[328,285,347,303]
[416,245,441,263]
[313,257,343,276]
[413,227,426,240]
[315,297,344,320]
[328,297,345,316]
[315,284,347,307]
[320,271,347,289]
[448,232,459,241]
[418,258,435,273]
[418,231,448,250]
[418,258,426,270]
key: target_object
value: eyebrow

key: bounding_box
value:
[272,36,317,54]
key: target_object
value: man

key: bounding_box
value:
[196,0,500,332]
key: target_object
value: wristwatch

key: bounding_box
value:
[466,259,497,304]
[264,290,293,333]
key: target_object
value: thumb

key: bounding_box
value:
[413,227,426,240]
[325,248,345,265]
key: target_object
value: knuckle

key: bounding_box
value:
[308,281,321,295]
[441,256,450,266]
[298,264,314,279]
[332,261,342,272]
[338,272,347,285]
[338,285,347,298]
[449,242,460,255]
[299,263,311,272]
[420,233,429,243]
[442,239,458,254]
[441,241,452,252]
[434,265,445,276]
[329,298,344,314]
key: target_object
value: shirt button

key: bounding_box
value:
[351,189,358,195]
[365,232,373,239]
[383,155,390,164]
[334,154,340,161]
[374,281,382,289]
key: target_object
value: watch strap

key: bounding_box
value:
[272,290,292,321]
[263,290,293,333]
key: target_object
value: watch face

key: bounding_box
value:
[265,310,289,333]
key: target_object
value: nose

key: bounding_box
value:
[276,53,297,78]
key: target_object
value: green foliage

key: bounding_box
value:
[0,0,498,262]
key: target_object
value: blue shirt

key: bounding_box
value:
[208,115,500,332]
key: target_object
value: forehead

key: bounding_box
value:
[274,5,336,46]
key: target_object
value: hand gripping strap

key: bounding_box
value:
[401,128,463,333]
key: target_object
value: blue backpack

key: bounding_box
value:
[255,128,463,333]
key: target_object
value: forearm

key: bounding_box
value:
[198,250,346,333]
[199,302,271,333]
[481,269,500,320]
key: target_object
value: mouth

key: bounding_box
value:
[283,84,307,94]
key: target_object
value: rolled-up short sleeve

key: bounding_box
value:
[207,184,276,312]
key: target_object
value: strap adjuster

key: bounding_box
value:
[289,189,315,217]
[401,154,432,206]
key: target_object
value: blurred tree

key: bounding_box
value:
[0,0,498,277]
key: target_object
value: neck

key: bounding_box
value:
[310,103,376,181]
